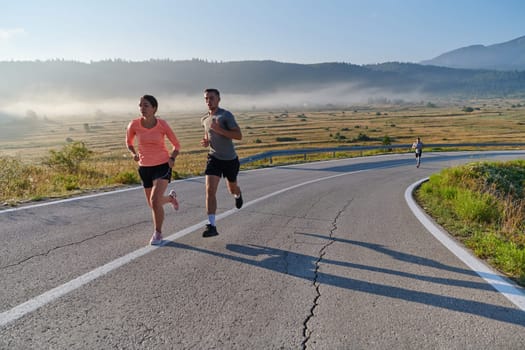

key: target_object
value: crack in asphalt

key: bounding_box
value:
[0,222,149,270]
[301,199,351,350]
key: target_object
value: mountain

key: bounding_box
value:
[420,36,525,71]
[0,59,524,114]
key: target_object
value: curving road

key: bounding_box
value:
[1,151,525,349]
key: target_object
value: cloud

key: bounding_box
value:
[0,28,25,42]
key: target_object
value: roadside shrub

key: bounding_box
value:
[333,132,346,141]
[0,156,35,199]
[44,141,92,173]
[452,189,500,224]
[276,137,297,142]
[114,171,139,184]
[470,232,525,281]
[53,174,80,191]
[354,133,371,142]
[440,186,458,200]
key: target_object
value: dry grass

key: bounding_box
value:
[3,99,525,160]
[1,98,525,204]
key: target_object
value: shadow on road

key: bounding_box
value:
[164,237,525,326]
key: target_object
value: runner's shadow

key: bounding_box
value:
[297,232,503,280]
[164,241,525,326]
[313,233,477,272]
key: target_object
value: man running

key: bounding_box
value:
[412,137,424,168]
[200,88,243,237]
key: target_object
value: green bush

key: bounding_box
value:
[333,132,346,141]
[453,189,500,224]
[470,232,525,281]
[354,133,371,141]
[440,186,458,200]
[276,137,298,142]
[114,171,139,184]
[53,174,80,191]
[44,141,92,173]
[0,156,35,199]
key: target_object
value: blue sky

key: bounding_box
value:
[1,0,524,65]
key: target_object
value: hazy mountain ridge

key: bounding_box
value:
[421,35,525,71]
[1,59,524,120]
[1,59,524,100]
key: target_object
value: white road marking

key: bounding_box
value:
[405,178,525,311]
[0,170,360,327]
[0,153,405,215]
[0,186,141,214]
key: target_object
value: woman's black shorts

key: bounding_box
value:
[138,163,171,188]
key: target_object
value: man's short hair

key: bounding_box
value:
[204,88,220,98]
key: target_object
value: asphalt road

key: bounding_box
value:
[1,151,525,349]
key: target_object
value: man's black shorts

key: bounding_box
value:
[138,163,172,188]
[205,155,240,182]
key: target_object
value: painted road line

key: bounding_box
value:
[0,170,362,328]
[405,178,525,311]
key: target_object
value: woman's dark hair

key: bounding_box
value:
[141,94,158,109]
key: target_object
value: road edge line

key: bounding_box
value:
[405,178,525,311]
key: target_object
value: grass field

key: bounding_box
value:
[1,98,525,204]
[3,98,525,158]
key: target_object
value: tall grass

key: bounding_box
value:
[416,160,525,286]
[0,153,132,205]
[0,156,40,202]
[0,139,214,206]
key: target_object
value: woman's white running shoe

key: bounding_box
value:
[168,189,179,210]
[149,231,163,245]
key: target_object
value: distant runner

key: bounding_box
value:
[200,88,243,237]
[412,137,424,168]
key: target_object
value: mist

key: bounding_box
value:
[226,83,427,110]
[1,59,521,125]
[0,83,428,123]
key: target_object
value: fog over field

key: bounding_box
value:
[0,83,429,142]
[0,83,428,124]
[2,59,524,124]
